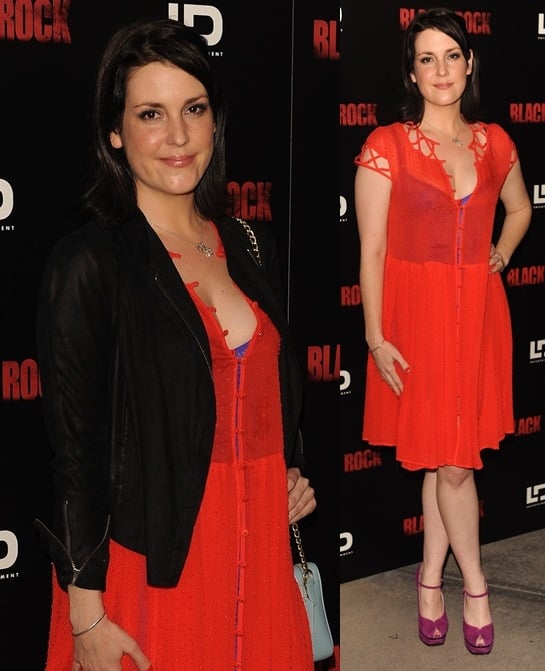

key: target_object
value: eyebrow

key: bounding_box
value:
[416,47,460,57]
[132,94,210,108]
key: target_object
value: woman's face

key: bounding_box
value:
[410,28,472,108]
[110,61,215,205]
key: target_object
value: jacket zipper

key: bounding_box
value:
[153,273,214,381]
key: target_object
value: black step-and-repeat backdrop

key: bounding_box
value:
[340,2,545,582]
[0,2,339,668]
[6,0,544,665]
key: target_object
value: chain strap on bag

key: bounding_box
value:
[237,216,332,660]
[235,217,262,267]
[291,522,334,662]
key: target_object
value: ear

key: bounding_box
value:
[110,130,123,149]
[466,49,474,75]
[410,72,417,84]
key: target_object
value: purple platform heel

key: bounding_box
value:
[462,588,494,654]
[416,564,449,646]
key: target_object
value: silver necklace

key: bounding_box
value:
[151,221,214,257]
[422,119,464,147]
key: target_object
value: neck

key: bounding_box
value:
[420,115,466,147]
[137,192,198,237]
[422,117,462,133]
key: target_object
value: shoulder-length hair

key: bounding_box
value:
[83,18,227,223]
[399,7,481,124]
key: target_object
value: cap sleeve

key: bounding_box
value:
[354,124,399,181]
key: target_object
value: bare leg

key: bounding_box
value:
[419,470,450,626]
[436,465,492,641]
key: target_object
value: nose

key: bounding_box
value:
[166,115,189,146]
[436,59,448,76]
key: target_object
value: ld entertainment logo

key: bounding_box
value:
[340,195,347,218]
[0,530,18,571]
[0,179,14,220]
[533,184,545,206]
[167,3,223,46]
[526,483,545,507]
[340,369,351,395]
[529,340,545,362]
[340,531,353,555]
[538,13,545,38]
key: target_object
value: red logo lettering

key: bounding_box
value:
[2,359,41,400]
[307,345,341,382]
[313,19,339,60]
[226,181,272,222]
[0,0,71,43]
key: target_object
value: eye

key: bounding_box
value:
[138,108,162,121]
[419,56,433,65]
[185,102,209,116]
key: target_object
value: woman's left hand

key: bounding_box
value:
[287,467,317,524]
[489,244,507,274]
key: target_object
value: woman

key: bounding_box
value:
[35,18,316,671]
[354,7,531,655]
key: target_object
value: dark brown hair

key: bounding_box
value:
[399,7,480,124]
[84,18,227,223]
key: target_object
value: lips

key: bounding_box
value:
[161,155,193,168]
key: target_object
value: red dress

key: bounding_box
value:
[355,122,517,471]
[45,283,313,669]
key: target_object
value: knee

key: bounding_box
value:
[437,465,473,489]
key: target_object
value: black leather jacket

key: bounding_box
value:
[35,211,304,590]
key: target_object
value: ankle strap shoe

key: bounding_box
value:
[462,588,494,654]
[416,565,448,646]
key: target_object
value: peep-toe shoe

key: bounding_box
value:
[462,587,494,654]
[416,564,449,646]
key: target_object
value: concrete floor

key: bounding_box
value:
[340,528,545,670]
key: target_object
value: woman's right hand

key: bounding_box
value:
[71,615,152,671]
[370,339,410,397]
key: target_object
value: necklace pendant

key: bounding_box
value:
[452,136,463,147]
[196,240,214,257]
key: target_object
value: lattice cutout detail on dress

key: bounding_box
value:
[357,146,391,179]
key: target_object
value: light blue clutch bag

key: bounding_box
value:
[292,524,334,662]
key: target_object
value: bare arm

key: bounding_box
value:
[493,158,532,269]
[354,160,390,350]
[354,155,410,396]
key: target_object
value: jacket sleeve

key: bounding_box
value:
[34,226,116,591]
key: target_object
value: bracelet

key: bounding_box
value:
[72,611,106,637]
[369,339,385,354]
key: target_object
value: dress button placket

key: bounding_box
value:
[233,354,249,668]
